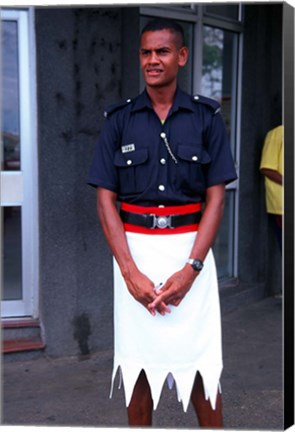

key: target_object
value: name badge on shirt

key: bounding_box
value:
[121,144,135,153]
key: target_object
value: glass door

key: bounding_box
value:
[201,25,240,278]
[1,9,39,318]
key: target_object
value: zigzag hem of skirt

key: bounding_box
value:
[109,361,223,412]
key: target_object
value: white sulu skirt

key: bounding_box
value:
[110,230,223,413]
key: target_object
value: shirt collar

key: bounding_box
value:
[131,87,195,114]
[131,90,153,112]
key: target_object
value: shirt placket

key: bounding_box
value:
[156,117,177,204]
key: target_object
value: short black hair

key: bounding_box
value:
[140,18,185,48]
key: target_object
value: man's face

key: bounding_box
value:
[139,29,188,89]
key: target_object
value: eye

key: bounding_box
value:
[156,48,170,56]
[140,49,150,57]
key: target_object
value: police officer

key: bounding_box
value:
[88,18,237,428]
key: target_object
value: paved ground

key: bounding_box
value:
[1,296,284,430]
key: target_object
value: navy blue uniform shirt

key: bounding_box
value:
[88,87,237,206]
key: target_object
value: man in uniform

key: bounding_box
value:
[88,18,237,428]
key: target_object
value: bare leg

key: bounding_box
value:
[191,372,223,428]
[127,370,153,426]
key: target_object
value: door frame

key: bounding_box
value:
[1,8,39,318]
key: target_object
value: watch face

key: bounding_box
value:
[192,259,204,271]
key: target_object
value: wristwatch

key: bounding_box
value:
[187,258,204,272]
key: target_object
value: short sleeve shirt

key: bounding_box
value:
[259,125,283,214]
[88,88,237,206]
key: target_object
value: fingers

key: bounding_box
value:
[148,279,185,313]
[148,303,171,316]
[133,276,185,316]
[138,286,170,316]
[148,289,171,316]
[148,291,173,316]
[171,298,182,306]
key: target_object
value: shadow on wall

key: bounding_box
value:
[72,313,92,356]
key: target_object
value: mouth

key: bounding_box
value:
[146,68,163,76]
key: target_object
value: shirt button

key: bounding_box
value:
[160,158,166,165]
[192,155,198,161]
[158,185,165,192]
[126,160,132,165]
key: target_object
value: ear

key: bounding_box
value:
[178,46,188,67]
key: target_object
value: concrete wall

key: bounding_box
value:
[36,7,124,357]
[238,4,282,295]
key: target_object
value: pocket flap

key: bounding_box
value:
[114,148,148,167]
[177,145,211,164]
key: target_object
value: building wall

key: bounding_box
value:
[238,4,282,295]
[35,7,123,357]
[35,4,282,357]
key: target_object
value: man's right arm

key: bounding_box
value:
[97,187,137,279]
[96,187,170,315]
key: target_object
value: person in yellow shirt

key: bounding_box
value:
[260,125,283,252]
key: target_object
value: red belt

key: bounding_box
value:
[120,202,202,235]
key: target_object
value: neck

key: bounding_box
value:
[146,83,177,108]
[146,85,177,122]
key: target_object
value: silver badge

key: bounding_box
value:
[121,144,135,153]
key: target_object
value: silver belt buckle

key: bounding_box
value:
[152,215,172,229]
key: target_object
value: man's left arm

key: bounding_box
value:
[260,168,283,185]
[148,183,225,311]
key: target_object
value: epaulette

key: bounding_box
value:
[103,98,132,118]
[192,94,221,115]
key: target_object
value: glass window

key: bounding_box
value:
[202,27,224,100]
[1,20,20,171]
[176,20,194,93]
[201,25,239,277]
[213,192,235,278]
[202,25,239,156]
[202,26,239,157]
[1,20,22,301]
[204,4,240,20]
[3,207,23,300]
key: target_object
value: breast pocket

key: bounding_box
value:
[114,148,149,194]
[174,144,211,195]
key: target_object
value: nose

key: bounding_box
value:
[149,50,160,64]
